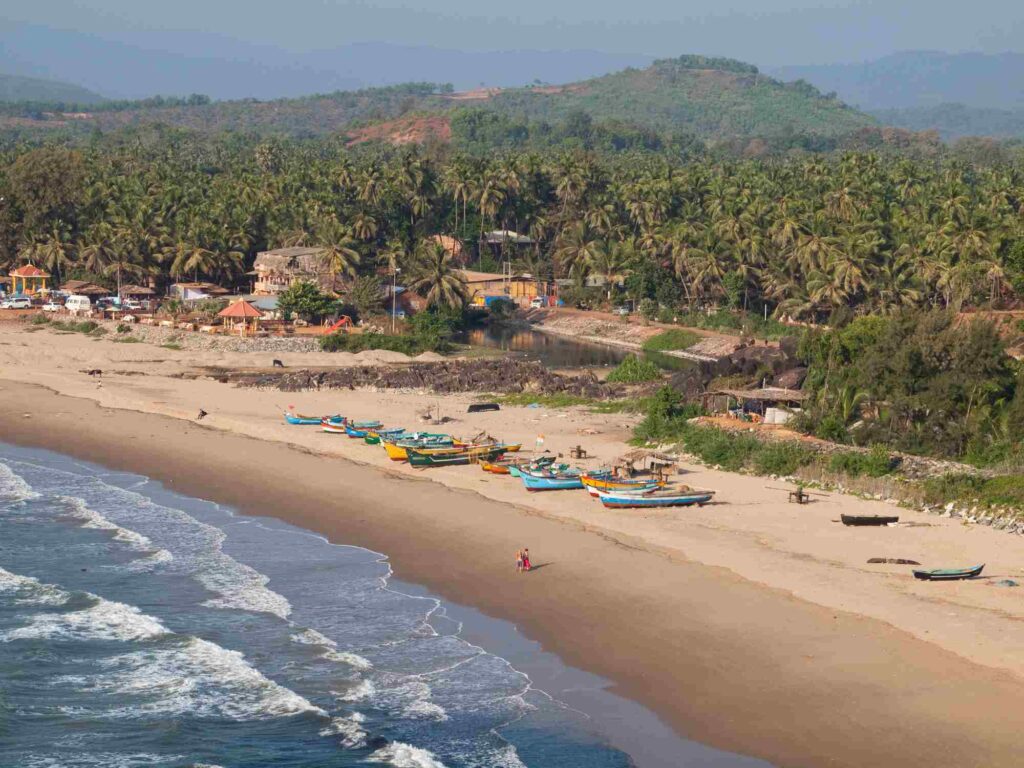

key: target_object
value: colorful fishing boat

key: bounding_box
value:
[406,444,514,468]
[520,468,584,492]
[507,457,557,477]
[912,564,984,581]
[345,421,385,438]
[594,486,714,509]
[286,412,343,426]
[581,471,666,497]
[480,459,513,474]
[382,436,458,461]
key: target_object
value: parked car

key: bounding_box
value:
[612,305,631,316]
[42,300,64,312]
[530,296,547,309]
[120,299,143,311]
[0,297,32,310]
[64,295,92,315]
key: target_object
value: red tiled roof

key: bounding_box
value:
[218,300,262,319]
[10,265,49,278]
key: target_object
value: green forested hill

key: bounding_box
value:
[477,56,875,139]
[0,56,876,145]
[0,73,105,105]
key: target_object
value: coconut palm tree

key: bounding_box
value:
[408,240,468,309]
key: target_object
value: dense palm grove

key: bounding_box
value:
[1,131,1023,464]
[2,134,1023,320]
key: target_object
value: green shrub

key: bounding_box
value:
[112,336,142,344]
[638,298,657,321]
[320,332,427,355]
[828,445,894,477]
[922,473,1024,510]
[642,329,700,352]
[753,442,815,475]
[30,314,50,325]
[160,342,183,350]
[633,386,701,440]
[605,355,662,383]
[116,323,132,334]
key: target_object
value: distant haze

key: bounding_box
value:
[2,0,1023,100]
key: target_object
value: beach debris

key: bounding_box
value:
[224,359,628,399]
[85,368,103,376]
[196,409,208,420]
[468,402,500,413]
[993,579,1019,588]
[867,558,921,565]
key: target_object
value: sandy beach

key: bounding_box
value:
[3,317,1024,767]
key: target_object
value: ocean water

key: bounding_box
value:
[0,443,768,768]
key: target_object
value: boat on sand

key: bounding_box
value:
[912,564,984,581]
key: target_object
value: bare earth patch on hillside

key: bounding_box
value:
[345,115,452,146]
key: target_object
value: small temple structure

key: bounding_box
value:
[9,265,50,295]
[217,299,263,335]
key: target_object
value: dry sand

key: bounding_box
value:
[3,318,1024,767]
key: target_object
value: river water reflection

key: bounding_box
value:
[456,325,630,368]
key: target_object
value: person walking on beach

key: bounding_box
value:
[522,548,532,572]
[516,548,523,573]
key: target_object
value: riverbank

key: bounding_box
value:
[5,320,1024,766]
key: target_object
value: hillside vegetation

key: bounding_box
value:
[0,73,105,105]
[0,56,875,145]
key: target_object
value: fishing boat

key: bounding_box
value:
[286,412,343,426]
[841,514,900,526]
[912,564,985,581]
[321,419,349,434]
[480,458,514,474]
[507,457,557,477]
[382,438,454,461]
[520,469,584,492]
[595,486,714,509]
[406,444,513,468]
[345,422,385,438]
[581,471,666,497]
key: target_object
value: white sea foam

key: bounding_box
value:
[0,566,70,607]
[320,712,369,749]
[367,742,449,768]
[194,546,292,619]
[337,679,376,702]
[61,496,154,550]
[86,637,325,721]
[21,752,183,768]
[291,628,374,670]
[0,461,39,502]
[123,548,174,572]
[322,648,374,670]
[4,595,168,643]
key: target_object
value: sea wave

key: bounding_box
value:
[0,460,39,502]
[368,742,449,768]
[337,679,376,702]
[0,566,70,607]
[20,752,183,768]
[85,637,325,721]
[60,496,155,551]
[320,712,369,749]
[291,628,373,670]
[3,592,167,643]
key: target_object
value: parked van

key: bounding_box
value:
[65,295,92,315]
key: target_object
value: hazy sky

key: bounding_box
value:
[4,0,1022,65]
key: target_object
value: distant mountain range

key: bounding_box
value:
[0,24,653,100]
[769,51,1024,141]
[0,73,105,105]
[769,51,1024,111]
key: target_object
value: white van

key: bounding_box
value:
[65,295,92,315]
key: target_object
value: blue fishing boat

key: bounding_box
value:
[285,412,343,426]
[508,457,558,477]
[595,486,714,509]
[912,564,984,581]
[520,469,584,492]
[345,421,384,438]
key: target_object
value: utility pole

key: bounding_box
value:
[392,267,401,334]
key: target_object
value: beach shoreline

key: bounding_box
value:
[3,379,1024,767]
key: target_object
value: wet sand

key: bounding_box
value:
[3,380,1024,768]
